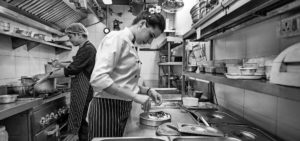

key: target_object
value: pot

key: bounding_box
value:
[0,94,18,104]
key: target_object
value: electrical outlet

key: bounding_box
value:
[280,14,300,37]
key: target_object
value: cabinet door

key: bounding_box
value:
[35,124,59,141]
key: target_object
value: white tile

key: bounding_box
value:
[0,55,15,79]
[245,17,280,57]
[244,90,277,134]
[39,45,50,59]
[214,38,227,60]
[15,56,30,78]
[225,31,246,59]
[14,44,29,57]
[277,98,300,141]
[215,84,244,116]
[28,57,42,76]
[28,45,40,58]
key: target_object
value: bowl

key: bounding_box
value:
[0,95,18,104]
[182,97,198,107]
[239,67,257,75]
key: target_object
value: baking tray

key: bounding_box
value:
[177,123,224,137]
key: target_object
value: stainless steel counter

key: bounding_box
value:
[0,97,42,120]
[123,102,198,137]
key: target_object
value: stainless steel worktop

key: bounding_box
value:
[0,97,42,120]
[123,102,197,137]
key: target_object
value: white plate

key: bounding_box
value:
[225,73,264,80]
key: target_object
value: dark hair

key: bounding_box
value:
[67,32,88,39]
[132,11,165,32]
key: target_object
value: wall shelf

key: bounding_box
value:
[0,30,71,53]
[159,62,182,66]
[183,72,300,101]
[192,0,294,41]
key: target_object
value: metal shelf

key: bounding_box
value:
[0,30,71,53]
[158,62,182,66]
[183,72,300,101]
[192,0,294,41]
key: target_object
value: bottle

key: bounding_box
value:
[0,126,8,141]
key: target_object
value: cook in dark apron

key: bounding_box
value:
[47,23,96,141]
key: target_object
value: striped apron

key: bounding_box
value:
[68,72,92,135]
[88,98,132,140]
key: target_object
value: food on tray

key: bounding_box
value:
[148,111,171,120]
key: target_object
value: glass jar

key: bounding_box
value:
[0,126,8,141]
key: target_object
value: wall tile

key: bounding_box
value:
[277,98,300,141]
[29,57,42,76]
[15,56,30,78]
[214,38,227,60]
[39,45,50,59]
[28,45,40,58]
[245,17,281,58]
[14,44,29,57]
[244,90,277,134]
[225,31,246,59]
[0,55,15,79]
[215,84,244,117]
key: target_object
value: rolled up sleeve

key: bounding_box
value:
[90,34,122,92]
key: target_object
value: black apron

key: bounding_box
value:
[88,98,132,139]
[68,72,91,135]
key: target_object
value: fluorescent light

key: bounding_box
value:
[103,0,112,5]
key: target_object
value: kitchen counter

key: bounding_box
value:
[0,97,42,120]
[123,102,198,137]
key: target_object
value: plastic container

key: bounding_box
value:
[182,97,199,107]
[0,126,8,141]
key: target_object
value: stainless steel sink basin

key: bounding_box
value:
[170,136,242,141]
[92,137,168,141]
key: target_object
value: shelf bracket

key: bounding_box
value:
[27,41,41,51]
[11,37,27,49]
[55,48,69,54]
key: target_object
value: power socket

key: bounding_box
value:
[280,14,300,37]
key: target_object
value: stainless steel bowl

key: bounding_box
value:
[139,112,171,126]
[0,95,18,104]
[186,66,198,72]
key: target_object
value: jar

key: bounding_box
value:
[0,126,8,141]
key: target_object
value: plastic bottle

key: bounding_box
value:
[0,126,8,141]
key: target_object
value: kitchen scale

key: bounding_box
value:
[270,42,300,87]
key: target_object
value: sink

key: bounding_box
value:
[92,137,168,141]
[169,136,242,141]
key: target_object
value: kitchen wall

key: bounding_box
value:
[0,16,55,86]
[213,14,300,141]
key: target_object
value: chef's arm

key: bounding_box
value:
[139,85,163,105]
[48,69,66,78]
[104,83,150,104]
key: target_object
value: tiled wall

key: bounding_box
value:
[0,17,55,85]
[213,14,300,141]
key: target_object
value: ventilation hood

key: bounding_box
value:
[0,0,89,35]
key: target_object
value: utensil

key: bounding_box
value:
[0,95,18,104]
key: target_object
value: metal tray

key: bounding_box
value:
[139,111,171,127]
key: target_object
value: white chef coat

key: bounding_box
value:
[90,27,141,101]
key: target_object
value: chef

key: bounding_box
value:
[43,23,97,141]
[88,9,165,139]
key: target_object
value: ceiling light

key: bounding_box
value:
[103,0,112,5]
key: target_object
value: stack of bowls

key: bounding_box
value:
[190,1,206,23]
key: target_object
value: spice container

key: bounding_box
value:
[0,126,8,141]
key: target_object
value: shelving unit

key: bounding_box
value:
[181,0,300,98]
[0,30,71,54]
[158,36,183,88]
[183,72,300,101]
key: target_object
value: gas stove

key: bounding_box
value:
[212,124,278,141]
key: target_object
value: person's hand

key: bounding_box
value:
[133,94,151,112]
[148,89,163,105]
[63,134,78,141]
[50,58,63,68]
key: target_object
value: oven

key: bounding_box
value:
[31,96,68,141]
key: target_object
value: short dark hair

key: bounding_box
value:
[132,11,165,32]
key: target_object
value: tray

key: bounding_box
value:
[140,111,171,127]
[181,102,218,110]
[177,123,224,137]
[225,73,264,79]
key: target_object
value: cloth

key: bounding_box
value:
[88,98,132,140]
[64,41,96,79]
[90,27,141,101]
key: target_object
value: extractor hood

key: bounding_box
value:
[0,0,88,34]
